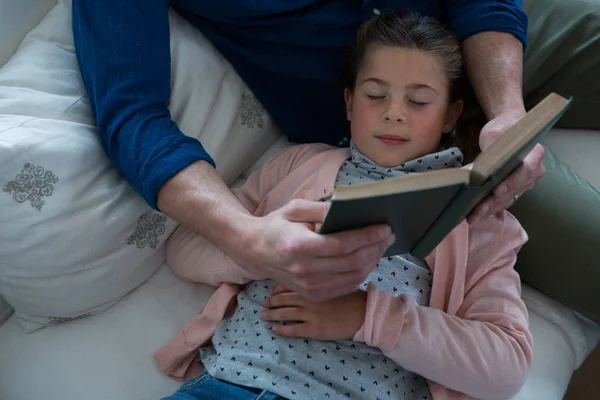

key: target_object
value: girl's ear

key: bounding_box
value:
[442,99,464,134]
[344,88,353,121]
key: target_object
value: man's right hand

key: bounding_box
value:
[234,199,395,303]
[158,161,392,303]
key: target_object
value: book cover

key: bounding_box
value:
[319,93,572,258]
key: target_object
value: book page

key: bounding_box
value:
[470,93,571,185]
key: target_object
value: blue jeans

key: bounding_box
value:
[162,371,287,400]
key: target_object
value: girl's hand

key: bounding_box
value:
[261,284,367,341]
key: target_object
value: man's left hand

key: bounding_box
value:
[261,284,367,341]
[469,110,546,221]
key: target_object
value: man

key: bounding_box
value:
[71,0,542,302]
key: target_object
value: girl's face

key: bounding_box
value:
[345,46,463,167]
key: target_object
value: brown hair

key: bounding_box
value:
[344,11,483,161]
[344,10,464,98]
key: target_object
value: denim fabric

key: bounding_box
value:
[162,371,286,400]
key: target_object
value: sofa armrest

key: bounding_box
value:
[543,129,600,190]
[512,129,600,325]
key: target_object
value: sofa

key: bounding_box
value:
[0,1,598,399]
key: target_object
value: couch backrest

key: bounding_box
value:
[543,129,600,190]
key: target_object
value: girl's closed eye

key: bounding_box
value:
[367,94,386,100]
[408,99,428,107]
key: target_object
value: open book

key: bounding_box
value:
[319,93,572,258]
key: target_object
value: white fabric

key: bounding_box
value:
[0,264,215,400]
[0,0,57,67]
[0,295,13,325]
[510,286,600,400]
[0,2,279,332]
[0,262,597,400]
[0,0,52,332]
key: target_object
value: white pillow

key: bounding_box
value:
[0,2,280,332]
[0,295,13,326]
[0,0,57,68]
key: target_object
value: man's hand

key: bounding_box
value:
[261,284,367,341]
[462,32,546,221]
[158,161,393,304]
[238,199,394,303]
[468,110,546,221]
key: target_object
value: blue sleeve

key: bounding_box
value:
[72,0,216,210]
[444,0,528,50]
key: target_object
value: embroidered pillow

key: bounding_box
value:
[0,2,280,332]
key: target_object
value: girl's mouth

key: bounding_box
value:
[376,134,408,146]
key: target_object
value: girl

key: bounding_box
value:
[157,11,532,400]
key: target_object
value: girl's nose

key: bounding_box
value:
[382,102,406,123]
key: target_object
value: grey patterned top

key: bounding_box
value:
[334,141,463,187]
[199,143,465,400]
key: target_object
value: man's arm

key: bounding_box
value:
[73,0,392,302]
[444,0,527,119]
[463,31,525,125]
[463,31,546,218]
[445,0,546,218]
[159,159,394,302]
[72,0,264,287]
[72,0,216,210]
[164,144,334,286]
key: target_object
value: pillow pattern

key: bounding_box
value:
[0,2,280,332]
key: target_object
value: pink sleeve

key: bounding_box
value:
[234,143,334,214]
[154,283,241,381]
[166,144,331,285]
[353,213,533,400]
[166,225,263,286]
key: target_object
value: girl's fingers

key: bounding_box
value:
[261,307,306,322]
[263,292,305,308]
[271,322,310,338]
[270,284,292,296]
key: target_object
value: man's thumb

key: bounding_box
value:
[282,199,329,223]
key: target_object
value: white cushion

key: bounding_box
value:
[0,0,57,67]
[0,263,215,400]
[0,295,12,325]
[0,263,597,400]
[509,285,600,400]
[0,2,280,332]
[0,0,53,331]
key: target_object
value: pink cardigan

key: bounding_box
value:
[155,144,533,400]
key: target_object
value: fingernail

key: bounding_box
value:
[495,185,507,196]
[387,234,396,246]
[380,226,392,239]
[479,205,489,217]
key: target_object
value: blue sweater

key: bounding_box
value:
[72,0,527,209]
